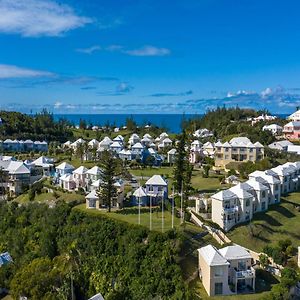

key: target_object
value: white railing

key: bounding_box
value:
[235,267,255,279]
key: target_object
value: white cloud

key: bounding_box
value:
[125,45,171,57]
[116,82,134,93]
[0,64,54,78]
[0,0,92,37]
[261,87,272,97]
[54,101,63,109]
[76,45,101,54]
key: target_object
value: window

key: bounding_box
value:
[215,282,223,295]
[148,185,153,191]
[262,202,266,210]
[214,267,223,277]
[238,261,246,271]
[275,184,279,191]
[246,199,250,207]
[262,191,266,198]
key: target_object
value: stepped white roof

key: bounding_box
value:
[198,245,229,266]
[110,141,123,148]
[230,137,251,145]
[132,142,144,149]
[219,245,252,260]
[99,137,112,146]
[145,175,167,186]
[56,162,75,170]
[133,186,147,197]
[73,166,88,175]
[86,190,99,200]
[5,161,30,175]
[86,166,102,176]
[230,184,253,199]
[88,139,99,147]
[32,156,53,168]
[212,189,237,201]
[60,174,74,182]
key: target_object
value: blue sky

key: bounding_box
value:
[1,0,300,114]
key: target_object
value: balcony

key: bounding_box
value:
[234,267,255,279]
[222,206,239,214]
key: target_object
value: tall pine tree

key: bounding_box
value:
[97,151,117,212]
[173,130,192,194]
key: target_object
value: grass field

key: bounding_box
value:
[75,203,182,232]
[227,192,300,252]
[15,190,85,204]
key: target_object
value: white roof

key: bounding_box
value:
[212,189,237,201]
[132,142,144,149]
[198,245,229,266]
[148,148,156,155]
[215,141,223,147]
[73,166,88,175]
[219,245,252,260]
[110,141,123,148]
[191,140,201,146]
[87,166,102,176]
[99,136,112,146]
[91,179,102,187]
[245,179,269,191]
[60,174,74,182]
[162,137,172,143]
[143,133,152,139]
[56,162,75,170]
[203,142,214,148]
[32,156,53,167]
[160,132,169,138]
[230,184,253,199]
[88,139,99,146]
[119,149,132,155]
[86,190,99,200]
[287,145,300,155]
[145,175,167,186]
[133,186,147,197]
[5,161,30,175]
[263,124,283,130]
[88,293,105,300]
[168,148,177,155]
[229,137,251,145]
[113,135,124,142]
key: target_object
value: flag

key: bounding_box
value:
[0,252,13,266]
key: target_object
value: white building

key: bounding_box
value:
[287,109,300,122]
[56,162,75,176]
[262,124,283,135]
[145,175,168,200]
[73,166,88,189]
[167,148,177,164]
[194,128,214,138]
[268,140,293,152]
[211,161,298,231]
[198,244,255,296]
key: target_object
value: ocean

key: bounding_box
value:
[53,113,288,134]
[53,114,200,133]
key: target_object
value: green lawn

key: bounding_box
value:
[129,166,174,178]
[227,192,300,252]
[75,203,182,232]
[15,190,85,204]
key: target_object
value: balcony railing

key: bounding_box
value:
[222,206,239,214]
[235,267,255,279]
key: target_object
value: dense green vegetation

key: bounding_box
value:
[0,201,193,300]
[183,107,276,145]
[0,110,73,142]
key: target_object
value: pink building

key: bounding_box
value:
[283,121,300,140]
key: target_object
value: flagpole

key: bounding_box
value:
[138,182,141,225]
[172,185,174,229]
[150,195,152,230]
[162,193,164,233]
